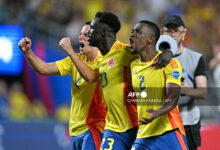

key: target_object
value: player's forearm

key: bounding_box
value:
[155,96,179,118]
[23,50,50,75]
[68,51,98,82]
[155,84,180,118]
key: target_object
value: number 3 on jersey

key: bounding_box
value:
[100,138,115,150]
[100,72,108,88]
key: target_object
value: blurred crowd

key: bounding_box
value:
[1,0,220,57]
[0,0,220,122]
[0,79,70,122]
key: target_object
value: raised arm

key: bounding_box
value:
[59,37,99,82]
[139,83,180,125]
[18,37,59,75]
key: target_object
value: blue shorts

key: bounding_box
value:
[70,129,103,150]
[100,127,138,150]
[131,129,189,150]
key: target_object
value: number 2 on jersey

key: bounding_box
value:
[139,75,146,91]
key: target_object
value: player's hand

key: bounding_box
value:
[155,49,173,68]
[139,109,157,125]
[180,82,189,96]
[18,37,32,52]
[59,37,74,55]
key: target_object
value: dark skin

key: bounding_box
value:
[130,22,180,125]
[59,15,172,83]
[88,17,116,55]
[139,84,180,125]
[129,22,173,67]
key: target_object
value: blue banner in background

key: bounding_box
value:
[0,121,70,150]
[0,25,24,75]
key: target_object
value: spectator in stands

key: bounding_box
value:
[9,81,31,120]
[31,98,48,120]
[0,80,9,120]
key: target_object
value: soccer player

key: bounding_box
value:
[59,11,172,150]
[60,12,138,150]
[18,21,106,150]
[161,15,207,150]
[129,20,188,150]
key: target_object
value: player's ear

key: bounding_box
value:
[182,28,187,41]
[147,36,154,45]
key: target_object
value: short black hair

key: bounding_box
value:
[95,11,121,33]
[139,20,160,43]
[84,21,91,25]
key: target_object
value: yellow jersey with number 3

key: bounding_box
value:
[130,51,185,139]
[56,54,106,136]
[98,41,138,132]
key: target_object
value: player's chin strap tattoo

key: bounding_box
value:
[155,49,173,68]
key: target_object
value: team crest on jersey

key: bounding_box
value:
[107,57,115,68]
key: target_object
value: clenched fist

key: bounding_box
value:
[18,37,32,52]
[59,37,74,55]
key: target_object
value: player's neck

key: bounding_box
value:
[99,38,116,55]
[139,48,157,62]
[85,49,98,62]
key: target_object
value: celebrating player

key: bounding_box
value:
[60,12,138,150]
[129,20,189,150]
[18,21,106,150]
[59,11,172,150]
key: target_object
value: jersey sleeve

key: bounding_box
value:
[56,56,73,76]
[164,58,182,86]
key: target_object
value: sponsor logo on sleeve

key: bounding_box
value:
[172,71,180,79]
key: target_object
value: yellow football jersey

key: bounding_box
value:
[98,41,138,132]
[130,51,185,139]
[56,54,106,136]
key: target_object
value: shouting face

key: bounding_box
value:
[129,22,153,54]
[79,24,91,54]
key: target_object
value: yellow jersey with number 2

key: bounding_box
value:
[130,51,185,139]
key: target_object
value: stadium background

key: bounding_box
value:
[0,0,219,149]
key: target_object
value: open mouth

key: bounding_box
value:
[80,42,84,48]
[129,38,134,48]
